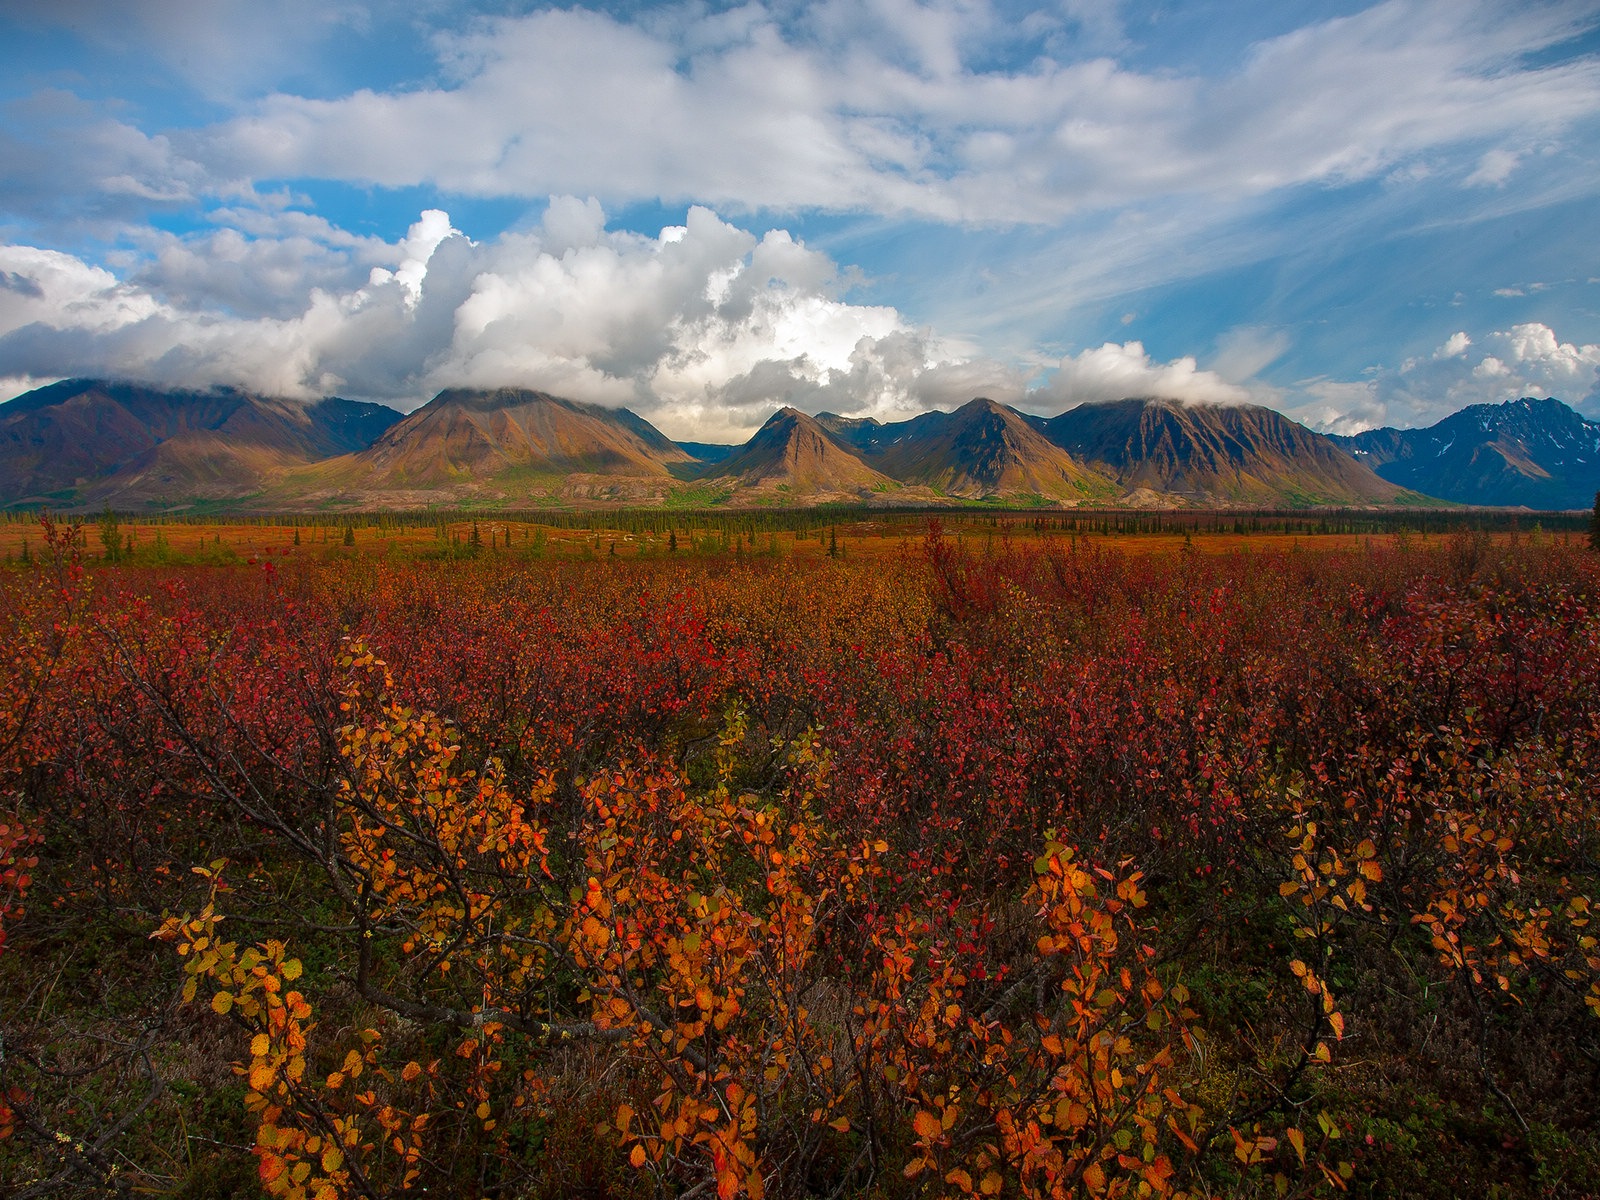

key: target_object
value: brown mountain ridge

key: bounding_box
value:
[704,407,895,497]
[816,397,1115,501]
[288,387,695,506]
[0,379,1464,510]
[1035,397,1411,506]
[0,379,400,508]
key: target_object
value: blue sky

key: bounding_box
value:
[2,0,1599,441]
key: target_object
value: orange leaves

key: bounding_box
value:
[854,837,1201,1200]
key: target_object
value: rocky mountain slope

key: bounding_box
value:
[1038,397,1410,505]
[814,398,1115,501]
[706,407,894,497]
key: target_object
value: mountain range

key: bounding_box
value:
[1,378,1595,511]
[1330,397,1600,510]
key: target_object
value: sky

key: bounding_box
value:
[2,0,1600,442]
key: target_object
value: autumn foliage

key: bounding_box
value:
[1,519,1598,1197]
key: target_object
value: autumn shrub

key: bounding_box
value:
[0,523,1597,1197]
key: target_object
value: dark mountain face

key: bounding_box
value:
[1333,397,1600,508]
[676,441,737,464]
[813,413,891,456]
[0,379,401,507]
[1038,397,1408,505]
[305,397,408,456]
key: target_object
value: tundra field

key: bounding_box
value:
[1,514,1598,1200]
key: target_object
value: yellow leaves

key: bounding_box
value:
[629,1143,647,1168]
[1286,1126,1306,1166]
[211,990,234,1015]
[249,1062,277,1093]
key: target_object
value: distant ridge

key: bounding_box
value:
[1332,397,1600,508]
[7,377,1590,511]
[1038,397,1409,506]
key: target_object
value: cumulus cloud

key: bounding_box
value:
[1293,323,1600,432]
[0,203,1025,440]
[1027,340,1252,410]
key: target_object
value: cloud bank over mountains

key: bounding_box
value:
[3,200,1598,440]
[2,0,1600,436]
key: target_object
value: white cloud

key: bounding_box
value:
[0,373,61,404]
[1288,379,1391,436]
[1465,147,1521,187]
[1297,322,1600,431]
[0,202,1027,440]
[150,0,1600,225]
[1029,339,1252,409]
[0,245,163,337]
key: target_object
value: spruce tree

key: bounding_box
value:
[1590,490,1600,552]
[97,505,121,562]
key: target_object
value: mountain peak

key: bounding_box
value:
[708,406,891,494]
[1337,395,1598,508]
